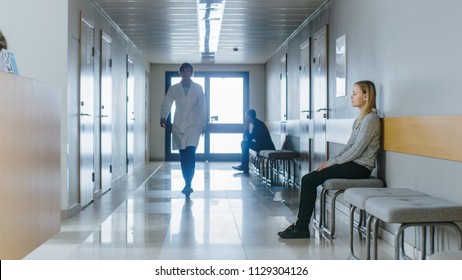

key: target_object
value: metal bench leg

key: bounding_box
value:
[372,216,379,260]
[422,226,427,260]
[321,190,343,238]
[349,205,359,259]
[314,188,328,229]
[430,226,435,255]
[365,215,373,260]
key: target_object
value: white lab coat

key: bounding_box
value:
[161,81,207,150]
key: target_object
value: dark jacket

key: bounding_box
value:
[244,118,275,151]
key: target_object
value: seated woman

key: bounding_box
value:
[278,80,381,239]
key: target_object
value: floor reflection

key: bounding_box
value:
[171,197,196,245]
[25,161,394,260]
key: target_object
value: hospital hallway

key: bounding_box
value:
[24,162,394,260]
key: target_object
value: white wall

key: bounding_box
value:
[149,64,266,160]
[0,0,69,210]
[0,0,68,86]
[267,0,462,202]
[326,0,462,201]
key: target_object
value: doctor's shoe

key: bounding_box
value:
[181,186,194,196]
[232,165,249,173]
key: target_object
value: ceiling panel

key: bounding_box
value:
[93,0,326,64]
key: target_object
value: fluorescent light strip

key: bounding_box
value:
[197,0,226,60]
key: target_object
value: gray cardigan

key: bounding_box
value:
[326,110,381,171]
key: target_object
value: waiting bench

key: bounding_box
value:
[366,195,462,260]
[344,188,427,259]
[249,148,298,187]
[314,178,384,239]
[344,188,462,260]
[259,149,298,187]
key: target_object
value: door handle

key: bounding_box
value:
[80,113,92,116]
[301,110,311,119]
[316,108,328,112]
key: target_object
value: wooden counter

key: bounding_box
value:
[0,71,61,259]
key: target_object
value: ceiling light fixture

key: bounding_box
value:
[197,0,226,62]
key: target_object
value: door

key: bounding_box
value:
[79,17,95,208]
[126,57,135,173]
[100,31,112,194]
[280,54,288,122]
[299,39,312,173]
[312,26,328,169]
[165,72,248,161]
[145,71,150,161]
[208,74,247,161]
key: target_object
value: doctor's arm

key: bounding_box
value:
[160,90,175,128]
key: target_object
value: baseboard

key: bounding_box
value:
[61,203,81,219]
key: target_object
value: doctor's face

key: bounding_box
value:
[179,67,193,80]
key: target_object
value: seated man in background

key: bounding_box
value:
[233,109,275,174]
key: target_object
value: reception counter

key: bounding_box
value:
[0,71,61,259]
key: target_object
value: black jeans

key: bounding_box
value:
[179,146,197,187]
[240,140,258,171]
[295,162,372,230]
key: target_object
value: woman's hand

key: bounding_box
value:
[160,118,166,128]
[316,162,329,171]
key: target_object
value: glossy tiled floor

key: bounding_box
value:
[25,162,394,260]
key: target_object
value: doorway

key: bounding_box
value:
[165,72,249,161]
[311,26,328,169]
[126,56,135,173]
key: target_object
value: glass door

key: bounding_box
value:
[165,72,249,161]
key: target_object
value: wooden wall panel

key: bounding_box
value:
[383,115,462,162]
[0,72,61,259]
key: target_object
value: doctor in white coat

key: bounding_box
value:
[161,63,207,196]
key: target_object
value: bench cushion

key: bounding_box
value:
[322,178,384,191]
[365,196,462,223]
[344,188,427,209]
[259,149,298,159]
[249,149,259,157]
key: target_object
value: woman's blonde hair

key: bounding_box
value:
[0,31,7,50]
[355,80,377,128]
